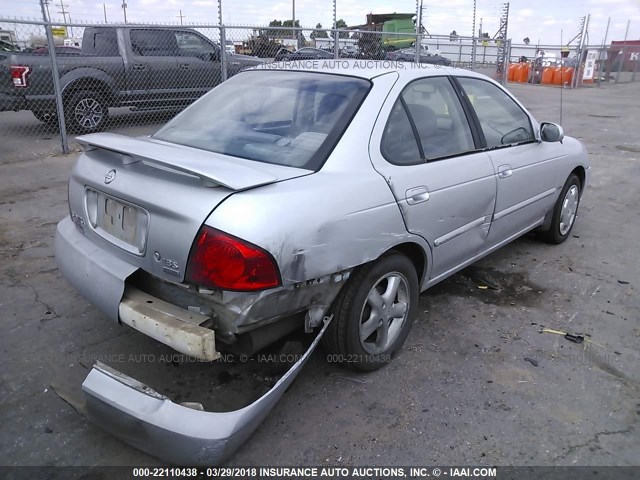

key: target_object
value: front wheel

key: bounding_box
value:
[322,253,419,371]
[64,90,108,133]
[539,173,581,244]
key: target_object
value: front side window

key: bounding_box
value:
[457,77,534,147]
[175,32,216,57]
[154,71,370,170]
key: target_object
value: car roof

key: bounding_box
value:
[255,59,490,81]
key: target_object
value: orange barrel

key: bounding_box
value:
[562,66,574,86]
[515,63,530,82]
[508,63,518,81]
[541,67,555,84]
[551,66,564,85]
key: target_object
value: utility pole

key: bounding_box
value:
[57,0,73,37]
[103,3,107,23]
[121,0,128,23]
[177,9,185,25]
[57,0,69,23]
[43,0,51,21]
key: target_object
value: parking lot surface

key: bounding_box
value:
[1,81,639,467]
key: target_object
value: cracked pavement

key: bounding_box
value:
[0,81,639,467]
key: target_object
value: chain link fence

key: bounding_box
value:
[1,16,638,157]
[504,42,640,87]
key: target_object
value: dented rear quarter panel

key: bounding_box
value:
[205,71,433,289]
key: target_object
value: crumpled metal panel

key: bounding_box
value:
[81,318,331,465]
[55,216,137,322]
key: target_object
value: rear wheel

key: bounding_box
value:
[539,173,581,244]
[32,110,57,124]
[64,90,108,133]
[322,253,418,371]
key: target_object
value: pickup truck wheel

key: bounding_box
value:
[539,173,581,244]
[32,111,57,124]
[323,253,418,371]
[64,90,108,133]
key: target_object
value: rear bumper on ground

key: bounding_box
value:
[81,318,330,465]
[56,217,221,361]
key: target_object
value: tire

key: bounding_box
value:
[539,173,581,244]
[64,90,108,133]
[322,253,419,371]
[32,110,57,124]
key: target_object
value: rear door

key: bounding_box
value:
[455,77,565,245]
[369,75,497,282]
[126,29,179,101]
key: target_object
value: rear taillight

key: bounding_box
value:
[186,226,281,292]
[10,65,31,88]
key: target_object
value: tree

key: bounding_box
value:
[335,18,349,38]
[310,23,328,39]
[449,30,458,42]
[265,19,301,39]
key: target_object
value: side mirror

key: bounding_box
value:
[540,122,564,143]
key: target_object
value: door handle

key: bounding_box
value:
[406,186,430,205]
[497,164,512,179]
[132,64,146,71]
[179,63,191,69]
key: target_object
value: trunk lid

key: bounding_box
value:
[68,133,311,283]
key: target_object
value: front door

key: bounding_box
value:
[174,30,222,101]
[369,76,497,282]
[455,77,565,244]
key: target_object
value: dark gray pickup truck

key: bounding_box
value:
[0,26,262,132]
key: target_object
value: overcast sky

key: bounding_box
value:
[1,0,639,45]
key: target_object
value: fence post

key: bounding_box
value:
[632,56,639,82]
[333,29,339,59]
[458,39,462,65]
[501,40,511,86]
[615,45,627,84]
[39,0,69,154]
[220,26,228,82]
[415,33,420,64]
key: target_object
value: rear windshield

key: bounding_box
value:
[153,70,371,170]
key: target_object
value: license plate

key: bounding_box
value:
[85,189,149,254]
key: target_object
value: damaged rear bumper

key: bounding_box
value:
[81,318,330,465]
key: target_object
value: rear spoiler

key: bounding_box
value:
[76,133,308,191]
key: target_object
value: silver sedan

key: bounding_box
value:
[55,61,590,464]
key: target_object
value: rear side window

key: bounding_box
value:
[130,29,178,56]
[402,77,475,159]
[83,29,119,56]
[381,99,422,165]
[457,77,534,147]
